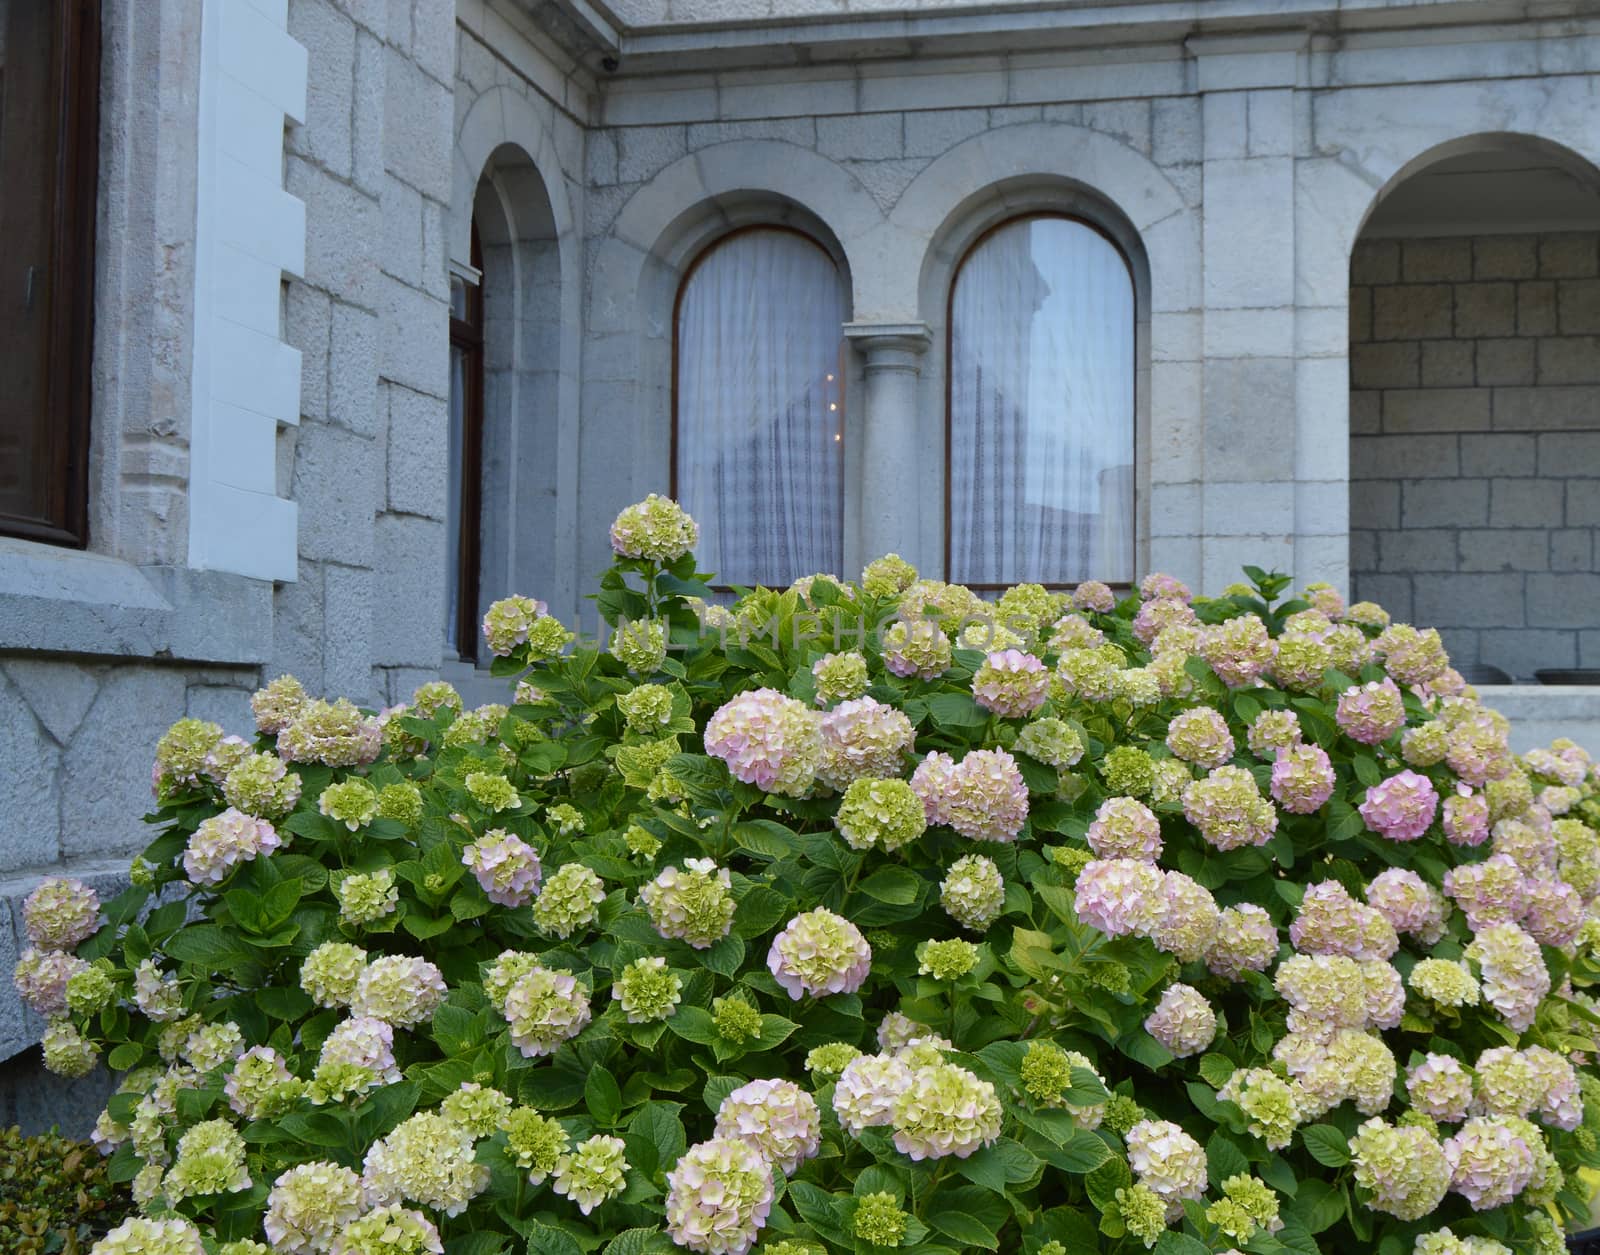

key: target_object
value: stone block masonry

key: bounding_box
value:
[1350,233,1600,680]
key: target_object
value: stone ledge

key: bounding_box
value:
[1477,684,1600,753]
[0,539,274,666]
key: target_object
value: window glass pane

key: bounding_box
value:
[949,217,1135,586]
[676,229,848,587]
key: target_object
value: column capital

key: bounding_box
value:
[843,321,933,365]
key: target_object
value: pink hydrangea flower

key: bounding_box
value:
[1443,1117,1536,1210]
[1270,742,1336,814]
[1204,904,1279,980]
[22,878,101,951]
[972,650,1050,719]
[1289,881,1398,961]
[1199,615,1276,688]
[183,809,281,885]
[462,830,543,908]
[1085,796,1163,862]
[1444,855,1527,931]
[1073,859,1164,938]
[815,696,914,791]
[1365,868,1449,944]
[1335,679,1407,745]
[1165,708,1235,770]
[319,1016,401,1084]
[1443,787,1491,847]
[1406,1053,1474,1123]
[1139,573,1191,603]
[664,1137,773,1255]
[767,908,871,1000]
[1520,876,1583,948]
[1073,581,1116,613]
[1359,770,1438,841]
[914,748,1028,843]
[713,1079,821,1173]
[704,688,822,797]
[1465,922,1549,1032]
[1144,984,1216,1057]
[1131,597,1196,646]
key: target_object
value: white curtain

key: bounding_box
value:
[677,229,848,587]
[949,217,1135,586]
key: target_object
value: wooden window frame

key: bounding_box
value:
[943,212,1138,592]
[449,226,485,661]
[0,0,101,546]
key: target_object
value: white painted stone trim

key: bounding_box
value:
[187,0,307,583]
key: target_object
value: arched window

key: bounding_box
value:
[674,227,848,587]
[947,215,1135,588]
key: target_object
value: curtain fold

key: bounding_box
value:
[949,217,1136,586]
[677,230,849,587]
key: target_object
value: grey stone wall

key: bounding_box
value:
[1350,233,1600,679]
[279,0,456,708]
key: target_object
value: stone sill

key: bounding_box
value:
[0,537,274,667]
[1475,685,1600,717]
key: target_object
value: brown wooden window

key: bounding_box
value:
[0,0,100,546]
[446,226,484,660]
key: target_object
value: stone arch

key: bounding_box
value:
[1340,130,1600,681]
[576,141,883,591]
[869,122,1192,581]
[450,87,582,623]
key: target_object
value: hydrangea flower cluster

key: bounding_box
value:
[37,510,1600,1255]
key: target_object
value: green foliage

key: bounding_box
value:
[20,514,1600,1254]
[0,1127,131,1254]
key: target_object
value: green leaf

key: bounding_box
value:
[519,1221,582,1255]
[604,1230,676,1255]
[1154,1233,1212,1255]
[732,886,791,937]
[1197,1053,1237,1090]
[1352,755,1383,788]
[927,1208,999,1250]
[1290,1178,1346,1235]
[1206,1131,1251,1182]
[164,924,248,967]
[106,1042,144,1072]
[665,1006,717,1045]
[857,865,920,905]
[699,932,746,979]
[1300,1123,1350,1167]
[703,1074,743,1114]
[586,1065,623,1126]
[445,1238,507,1255]
[257,986,314,1021]
[626,1102,687,1179]
[957,1138,1041,1193]
[925,692,990,729]
[1084,1156,1131,1211]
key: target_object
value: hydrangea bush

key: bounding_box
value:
[19,494,1600,1255]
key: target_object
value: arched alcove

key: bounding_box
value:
[1348,134,1600,681]
[448,143,562,659]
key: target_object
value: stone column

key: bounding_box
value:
[844,322,932,566]
[1193,36,1305,592]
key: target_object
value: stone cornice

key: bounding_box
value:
[518,0,1575,77]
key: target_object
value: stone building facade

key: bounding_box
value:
[4,0,1600,1117]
